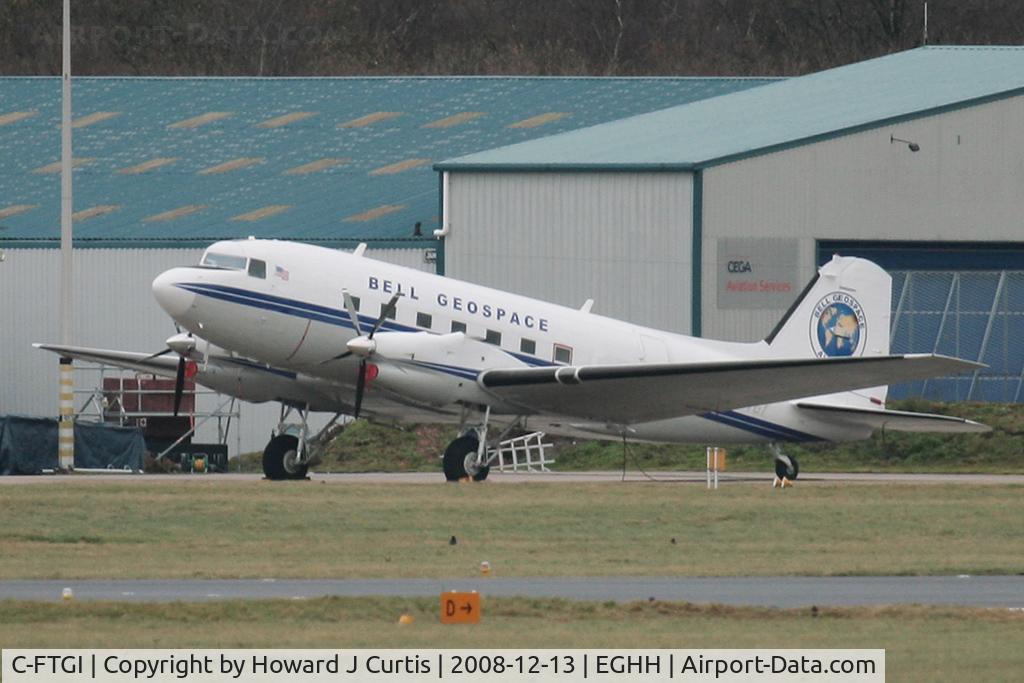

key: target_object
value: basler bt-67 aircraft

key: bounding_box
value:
[37,239,988,480]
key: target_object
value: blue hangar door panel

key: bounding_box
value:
[817,241,1024,403]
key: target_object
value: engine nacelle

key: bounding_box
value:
[194,359,345,412]
[366,331,528,407]
[371,362,473,406]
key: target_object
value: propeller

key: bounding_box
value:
[172,354,187,416]
[341,291,401,419]
[144,328,196,417]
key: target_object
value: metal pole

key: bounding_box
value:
[705,447,711,489]
[967,271,1005,400]
[58,0,75,470]
[889,271,910,349]
[923,2,929,46]
[922,273,958,396]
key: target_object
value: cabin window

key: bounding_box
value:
[485,330,502,346]
[520,338,536,355]
[554,344,573,364]
[416,312,433,329]
[247,259,267,279]
[381,301,397,320]
[200,251,247,270]
[451,321,467,333]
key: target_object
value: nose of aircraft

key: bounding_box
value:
[152,268,196,319]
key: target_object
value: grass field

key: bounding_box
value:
[1,598,1022,682]
[1,481,1021,579]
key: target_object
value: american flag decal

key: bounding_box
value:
[275,265,289,281]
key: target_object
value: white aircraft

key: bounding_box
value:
[37,239,988,480]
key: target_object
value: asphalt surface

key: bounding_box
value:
[2,576,1022,608]
[2,471,1023,485]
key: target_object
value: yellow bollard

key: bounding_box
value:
[61,587,74,602]
[480,561,491,576]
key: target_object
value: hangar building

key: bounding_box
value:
[0,75,770,452]
[436,47,1024,402]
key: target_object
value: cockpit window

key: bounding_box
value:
[201,251,247,270]
[247,259,266,279]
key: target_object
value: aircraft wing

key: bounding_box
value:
[479,354,983,424]
[794,401,991,433]
[32,342,477,427]
[33,343,181,378]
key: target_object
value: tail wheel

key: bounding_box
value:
[263,434,308,480]
[774,453,800,480]
[443,435,481,482]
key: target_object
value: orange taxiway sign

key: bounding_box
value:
[441,591,480,624]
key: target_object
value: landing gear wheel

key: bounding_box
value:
[443,435,481,482]
[774,453,800,480]
[467,453,490,482]
[263,434,308,480]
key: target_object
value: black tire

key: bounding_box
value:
[774,453,800,480]
[472,464,491,482]
[263,434,308,480]
[442,435,478,482]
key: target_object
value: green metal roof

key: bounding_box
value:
[0,76,773,248]
[436,46,1024,172]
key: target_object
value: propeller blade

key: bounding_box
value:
[353,359,367,419]
[319,350,354,365]
[342,290,363,336]
[368,293,403,340]
[143,348,173,361]
[172,356,186,416]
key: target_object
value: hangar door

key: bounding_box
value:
[819,241,1024,402]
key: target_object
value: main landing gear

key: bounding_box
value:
[262,405,343,480]
[442,406,530,482]
[442,433,490,482]
[770,443,800,481]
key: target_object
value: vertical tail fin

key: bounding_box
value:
[764,255,892,406]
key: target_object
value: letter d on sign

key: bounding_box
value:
[440,591,481,624]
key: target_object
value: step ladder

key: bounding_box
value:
[488,431,555,472]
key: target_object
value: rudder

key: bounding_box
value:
[764,255,892,407]
[765,255,892,360]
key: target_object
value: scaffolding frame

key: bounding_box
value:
[71,361,242,459]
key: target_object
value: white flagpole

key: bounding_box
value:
[58,0,75,470]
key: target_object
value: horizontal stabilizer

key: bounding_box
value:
[33,343,180,379]
[795,402,991,433]
[480,354,983,424]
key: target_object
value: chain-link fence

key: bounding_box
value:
[889,270,1024,402]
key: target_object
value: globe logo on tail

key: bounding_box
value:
[810,293,865,357]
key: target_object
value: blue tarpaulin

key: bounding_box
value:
[0,416,145,474]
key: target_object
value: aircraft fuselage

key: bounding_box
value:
[151,239,875,444]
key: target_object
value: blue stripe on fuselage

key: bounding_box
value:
[176,282,555,372]
[701,410,823,442]
[177,282,414,334]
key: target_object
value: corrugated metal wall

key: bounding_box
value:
[701,95,1024,342]
[0,246,429,454]
[445,172,694,332]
